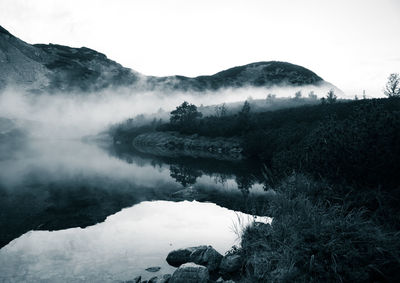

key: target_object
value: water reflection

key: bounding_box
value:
[0,140,269,249]
[108,143,265,192]
[0,200,271,282]
[169,164,202,187]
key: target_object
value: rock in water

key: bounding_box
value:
[166,247,196,266]
[166,245,222,271]
[169,263,209,283]
[148,274,172,283]
[191,246,223,272]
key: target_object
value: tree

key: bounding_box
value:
[170,101,202,130]
[169,164,201,188]
[239,100,251,117]
[215,103,227,117]
[326,89,337,104]
[169,101,202,134]
[237,100,251,133]
[384,73,400,97]
[266,93,276,103]
[308,91,317,100]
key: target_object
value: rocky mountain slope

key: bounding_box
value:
[0,25,335,93]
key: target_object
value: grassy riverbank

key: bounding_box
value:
[240,173,400,282]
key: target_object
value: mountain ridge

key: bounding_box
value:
[0,25,337,94]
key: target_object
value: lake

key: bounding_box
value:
[0,139,270,282]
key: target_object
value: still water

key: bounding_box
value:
[0,140,269,282]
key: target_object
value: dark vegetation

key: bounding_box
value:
[241,173,400,282]
[110,89,400,281]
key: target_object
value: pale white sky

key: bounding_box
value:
[1,0,399,96]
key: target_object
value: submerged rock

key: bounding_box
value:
[169,262,209,283]
[166,245,222,271]
[124,276,141,283]
[145,266,161,272]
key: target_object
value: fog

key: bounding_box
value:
[0,83,337,139]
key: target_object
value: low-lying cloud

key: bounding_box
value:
[0,83,336,139]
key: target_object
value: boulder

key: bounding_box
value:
[166,247,197,266]
[169,263,209,283]
[166,245,222,271]
[219,254,242,274]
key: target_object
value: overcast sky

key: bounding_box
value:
[1,0,399,96]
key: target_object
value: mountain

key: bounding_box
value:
[0,25,335,93]
[0,25,139,93]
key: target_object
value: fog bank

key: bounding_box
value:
[0,83,337,138]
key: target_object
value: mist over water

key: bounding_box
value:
[0,83,335,138]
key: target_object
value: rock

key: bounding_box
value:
[166,245,222,271]
[216,277,225,282]
[148,274,171,283]
[191,246,223,272]
[166,247,197,266]
[169,263,209,283]
[160,274,172,283]
[219,254,242,274]
[145,266,161,272]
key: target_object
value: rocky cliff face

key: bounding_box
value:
[0,26,50,90]
[0,25,140,93]
[0,25,334,94]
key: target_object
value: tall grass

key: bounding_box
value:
[240,173,400,282]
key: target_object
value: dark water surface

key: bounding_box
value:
[0,140,270,282]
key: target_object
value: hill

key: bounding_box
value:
[0,25,337,93]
